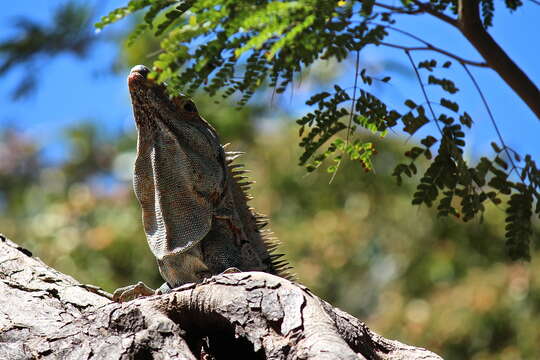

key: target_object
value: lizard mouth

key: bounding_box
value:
[127,72,145,85]
[128,64,169,100]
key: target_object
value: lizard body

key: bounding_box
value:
[114,65,290,301]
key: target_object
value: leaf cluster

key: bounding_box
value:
[96,0,538,259]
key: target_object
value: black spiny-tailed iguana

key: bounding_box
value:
[113,65,290,302]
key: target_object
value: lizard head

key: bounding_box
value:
[128,65,206,129]
[127,65,228,261]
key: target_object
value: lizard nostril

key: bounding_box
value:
[130,65,150,78]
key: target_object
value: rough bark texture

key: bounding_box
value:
[0,234,443,359]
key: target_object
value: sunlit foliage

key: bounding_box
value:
[96,0,539,260]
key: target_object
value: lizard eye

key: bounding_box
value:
[183,101,197,112]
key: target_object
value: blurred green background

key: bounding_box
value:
[0,2,539,359]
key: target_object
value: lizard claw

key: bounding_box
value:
[113,281,155,303]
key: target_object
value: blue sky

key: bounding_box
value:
[0,1,538,167]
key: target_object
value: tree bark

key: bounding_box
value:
[0,234,443,359]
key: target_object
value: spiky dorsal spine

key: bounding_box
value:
[225,151,294,280]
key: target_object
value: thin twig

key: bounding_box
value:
[330,50,361,185]
[369,22,430,45]
[328,157,341,185]
[289,76,294,105]
[347,50,361,144]
[270,85,277,108]
[461,63,521,178]
[373,2,423,14]
[410,0,459,27]
[529,0,540,5]
[369,21,488,67]
[405,50,442,134]
[380,42,488,67]
[146,49,165,58]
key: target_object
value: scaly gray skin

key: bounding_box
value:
[113,65,290,302]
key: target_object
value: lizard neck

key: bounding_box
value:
[200,161,279,275]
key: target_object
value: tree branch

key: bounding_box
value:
[0,234,443,359]
[457,0,540,119]
[375,1,540,118]
[379,42,489,67]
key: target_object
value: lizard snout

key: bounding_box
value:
[130,64,150,78]
[128,64,153,89]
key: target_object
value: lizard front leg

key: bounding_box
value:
[112,268,241,302]
[113,245,213,302]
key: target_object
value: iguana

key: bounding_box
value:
[113,65,290,302]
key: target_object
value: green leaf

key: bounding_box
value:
[420,135,438,148]
[491,142,502,153]
[505,191,532,260]
[440,98,459,112]
[494,156,509,170]
[155,1,194,36]
[404,99,417,109]
[459,112,473,128]
[402,111,428,135]
[95,0,152,29]
[428,75,458,94]
[418,59,437,71]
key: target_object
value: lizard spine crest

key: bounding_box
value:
[224,150,294,280]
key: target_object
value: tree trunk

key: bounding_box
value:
[0,234,443,359]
